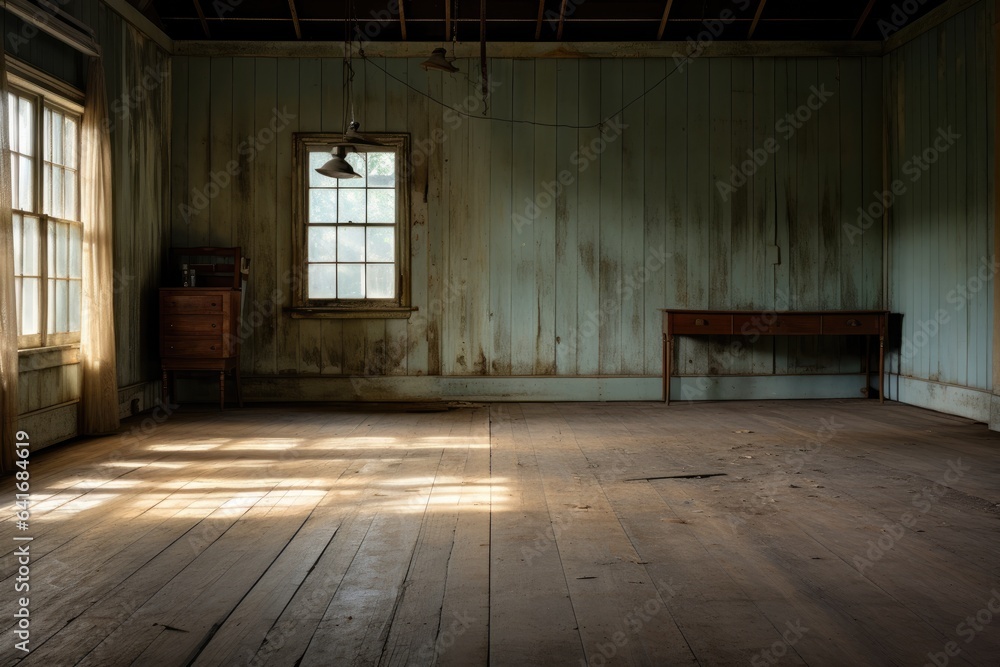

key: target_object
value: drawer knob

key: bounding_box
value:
[210,345,216,350]
[847,319,861,327]
[211,323,217,328]
[211,303,217,307]
[695,318,708,326]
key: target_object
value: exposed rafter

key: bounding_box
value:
[287,0,301,39]
[445,0,452,40]
[192,0,211,38]
[399,0,407,40]
[852,0,878,38]
[556,0,569,40]
[748,0,767,39]
[656,0,674,41]
[535,0,546,40]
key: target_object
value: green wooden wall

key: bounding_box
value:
[886,0,995,399]
[170,54,885,390]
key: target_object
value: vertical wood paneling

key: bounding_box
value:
[598,59,622,375]
[555,60,579,375]
[209,58,233,247]
[642,58,666,376]
[166,53,896,395]
[887,0,994,394]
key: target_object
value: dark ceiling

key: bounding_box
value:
[131,0,949,43]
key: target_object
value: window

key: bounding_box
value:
[9,85,83,348]
[293,134,411,317]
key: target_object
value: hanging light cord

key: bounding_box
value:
[361,54,686,131]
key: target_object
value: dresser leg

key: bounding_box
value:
[220,371,226,411]
[235,367,243,408]
[162,370,169,406]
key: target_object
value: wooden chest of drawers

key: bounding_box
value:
[160,288,243,408]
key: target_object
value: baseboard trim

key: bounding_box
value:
[886,374,992,423]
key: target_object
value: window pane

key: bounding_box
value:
[338,190,365,223]
[340,152,366,188]
[337,226,365,262]
[56,223,69,278]
[20,278,39,335]
[50,167,65,219]
[65,170,78,221]
[367,152,395,187]
[337,264,364,298]
[7,94,16,150]
[47,280,55,333]
[54,280,68,333]
[308,226,337,262]
[366,264,395,298]
[69,225,82,278]
[309,189,337,223]
[12,215,22,275]
[64,117,78,168]
[47,223,55,277]
[19,98,33,157]
[308,264,336,299]
[21,216,39,276]
[367,189,395,223]
[69,280,81,332]
[43,163,52,216]
[18,156,33,212]
[366,227,394,262]
[51,109,63,165]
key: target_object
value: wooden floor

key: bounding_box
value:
[3,400,1000,666]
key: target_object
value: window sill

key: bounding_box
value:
[18,344,80,372]
[286,306,417,320]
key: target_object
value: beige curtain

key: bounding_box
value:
[0,51,18,472]
[80,57,119,435]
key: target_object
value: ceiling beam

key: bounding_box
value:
[287,0,302,39]
[399,0,408,40]
[748,0,767,39]
[192,0,211,38]
[656,0,674,41]
[535,0,546,40]
[445,0,451,40]
[852,0,877,39]
[175,39,884,59]
[556,0,569,40]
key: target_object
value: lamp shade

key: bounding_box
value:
[316,146,361,179]
[343,121,384,147]
[421,48,459,73]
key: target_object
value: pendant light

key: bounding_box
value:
[316,146,361,179]
[422,0,459,73]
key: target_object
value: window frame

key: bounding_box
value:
[8,76,84,349]
[291,133,413,319]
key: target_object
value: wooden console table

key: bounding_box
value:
[661,309,889,405]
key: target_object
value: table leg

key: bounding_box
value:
[663,333,672,405]
[219,371,226,411]
[161,370,169,406]
[879,333,885,404]
[864,336,871,399]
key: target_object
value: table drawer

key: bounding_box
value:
[162,314,225,336]
[735,314,821,335]
[161,292,226,314]
[670,313,732,335]
[162,336,227,358]
[823,314,881,335]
